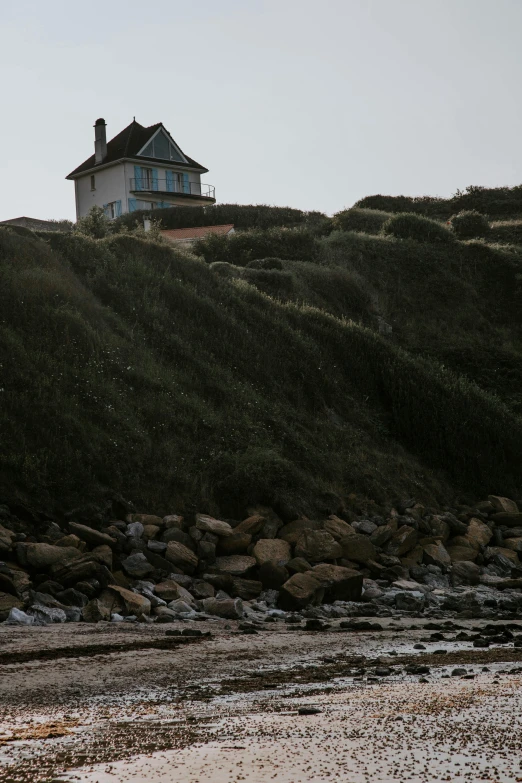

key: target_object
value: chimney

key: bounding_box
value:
[94,118,107,164]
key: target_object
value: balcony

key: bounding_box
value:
[129,178,215,201]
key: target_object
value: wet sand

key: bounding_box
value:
[1,619,522,782]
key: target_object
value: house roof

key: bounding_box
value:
[66,120,208,179]
[161,224,234,241]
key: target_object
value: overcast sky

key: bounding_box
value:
[1,0,521,220]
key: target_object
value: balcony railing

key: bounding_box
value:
[130,178,215,199]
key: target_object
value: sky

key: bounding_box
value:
[1,0,522,220]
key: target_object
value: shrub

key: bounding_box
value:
[382,213,454,243]
[194,227,320,266]
[242,268,294,297]
[75,206,111,239]
[332,207,391,235]
[246,257,284,270]
[449,210,490,239]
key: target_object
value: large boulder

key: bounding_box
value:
[195,514,233,537]
[0,525,14,553]
[488,495,519,514]
[428,516,451,541]
[278,572,325,610]
[386,526,418,557]
[154,579,190,602]
[484,546,520,565]
[51,554,115,587]
[491,512,522,527]
[258,562,289,589]
[311,564,363,602]
[127,513,164,527]
[234,514,266,535]
[69,522,116,548]
[278,519,322,545]
[465,518,493,549]
[213,555,256,576]
[423,542,451,569]
[201,597,243,619]
[503,537,522,554]
[253,538,291,566]
[216,532,252,556]
[107,585,151,616]
[230,578,263,600]
[370,524,395,548]
[340,534,376,564]
[165,541,199,573]
[294,530,342,563]
[323,516,355,541]
[25,543,81,570]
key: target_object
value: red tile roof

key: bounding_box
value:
[161,224,234,241]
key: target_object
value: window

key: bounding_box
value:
[90,175,96,190]
[104,200,122,219]
[141,168,153,189]
[140,130,184,162]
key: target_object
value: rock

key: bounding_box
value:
[195,514,233,537]
[278,572,324,611]
[311,564,363,602]
[198,540,217,565]
[161,527,196,550]
[451,561,480,586]
[234,514,266,535]
[287,557,312,574]
[28,604,67,624]
[298,706,322,715]
[394,591,425,612]
[108,585,151,616]
[423,542,451,569]
[147,540,167,554]
[295,530,343,563]
[25,543,81,570]
[386,526,418,557]
[451,668,467,677]
[484,546,519,565]
[155,579,188,602]
[191,580,215,599]
[163,514,184,529]
[392,579,428,593]
[142,524,160,540]
[126,521,145,539]
[56,588,89,607]
[230,578,263,600]
[258,562,289,589]
[0,525,14,552]
[370,524,395,548]
[428,516,450,541]
[278,519,322,545]
[340,534,376,564]
[91,545,113,570]
[447,543,478,562]
[401,544,424,567]
[69,522,117,548]
[216,532,252,556]
[167,599,195,616]
[121,552,155,578]
[323,516,356,541]
[166,584,197,608]
[488,496,519,514]
[253,538,292,566]
[82,598,110,622]
[55,534,83,549]
[0,592,24,621]
[201,597,243,619]
[490,512,522,527]
[3,607,34,625]
[165,541,199,574]
[214,555,256,576]
[503,537,522,554]
[352,519,378,536]
[466,518,493,549]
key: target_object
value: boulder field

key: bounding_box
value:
[1,495,522,626]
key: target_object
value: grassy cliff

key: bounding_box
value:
[1,196,521,517]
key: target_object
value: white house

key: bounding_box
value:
[66,118,216,220]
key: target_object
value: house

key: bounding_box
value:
[160,224,235,245]
[66,118,216,221]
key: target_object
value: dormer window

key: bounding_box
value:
[139,129,185,162]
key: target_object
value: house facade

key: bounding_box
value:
[66,119,215,220]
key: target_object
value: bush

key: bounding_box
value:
[382,213,455,243]
[194,227,320,266]
[241,268,294,297]
[246,257,284,270]
[449,210,490,239]
[75,206,111,239]
[333,207,392,235]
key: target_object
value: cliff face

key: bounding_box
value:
[0,209,521,517]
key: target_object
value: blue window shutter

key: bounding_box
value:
[152,169,158,191]
[182,172,189,194]
[128,198,137,212]
[116,200,122,217]
[165,170,173,192]
[102,203,109,217]
[134,165,142,191]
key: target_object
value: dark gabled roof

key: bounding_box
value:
[66,120,208,178]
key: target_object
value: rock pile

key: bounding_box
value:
[1,494,522,626]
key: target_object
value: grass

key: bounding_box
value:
[1,213,522,518]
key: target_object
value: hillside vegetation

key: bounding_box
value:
[1,191,522,518]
